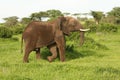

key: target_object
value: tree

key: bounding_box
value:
[101,15,116,24]
[21,17,31,24]
[3,16,19,27]
[30,10,63,21]
[72,13,81,19]
[91,11,104,24]
[63,12,70,16]
[107,7,120,24]
[30,11,48,21]
[47,9,63,20]
[30,12,40,21]
[82,13,90,17]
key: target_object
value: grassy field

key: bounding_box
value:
[0,29,120,80]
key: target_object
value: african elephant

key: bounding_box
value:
[21,16,89,63]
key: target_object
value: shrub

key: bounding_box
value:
[13,26,25,34]
[84,20,97,32]
[84,22,118,33]
[65,32,108,50]
[0,27,13,38]
[82,37,108,50]
[66,37,108,50]
[66,41,74,51]
[10,24,25,35]
[98,23,118,32]
[65,32,80,47]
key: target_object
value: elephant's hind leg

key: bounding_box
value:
[47,44,57,62]
[23,43,34,63]
[23,48,32,63]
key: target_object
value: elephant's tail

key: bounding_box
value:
[21,36,23,53]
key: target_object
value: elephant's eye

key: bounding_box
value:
[68,21,74,26]
[71,21,76,27]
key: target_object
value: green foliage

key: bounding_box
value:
[84,20,97,32]
[65,32,80,50]
[12,26,25,35]
[65,32,108,50]
[85,21,118,32]
[91,11,104,24]
[30,12,41,21]
[30,11,48,21]
[107,7,120,24]
[101,15,116,24]
[98,23,118,32]
[3,16,19,27]
[9,24,25,35]
[83,37,108,50]
[66,41,74,52]
[30,10,63,21]
[47,9,63,20]
[108,7,120,18]
[0,27,13,38]
[0,23,4,27]
[21,17,31,24]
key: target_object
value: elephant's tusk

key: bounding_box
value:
[80,28,90,31]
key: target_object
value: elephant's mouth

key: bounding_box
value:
[63,33,70,36]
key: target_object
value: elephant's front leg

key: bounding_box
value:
[47,44,57,62]
[55,31,65,62]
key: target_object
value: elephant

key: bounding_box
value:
[21,16,89,63]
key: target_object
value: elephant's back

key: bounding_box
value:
[22,21,55,48]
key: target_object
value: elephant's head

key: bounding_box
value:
[57,16,89,45]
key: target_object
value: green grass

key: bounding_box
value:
[0,30,120,80]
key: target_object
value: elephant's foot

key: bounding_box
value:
[23,57,29,63]
[60,59,65,62]
[47,56,53,62]
[60,56,65,62]
[23,60,29,63]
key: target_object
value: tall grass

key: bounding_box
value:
[0,30,120,80]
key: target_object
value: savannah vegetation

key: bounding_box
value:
[0,7,120,80]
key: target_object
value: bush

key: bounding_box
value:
[65,32,108,50]
[83,37,108,50]
[10,24,25,35]
[13,26,24,34]
[84,22,118,33]
[98,23,118,32]
[0,27,13,38]
[66,41,74,51]
[65,32,80,47]
[84,20,97,32]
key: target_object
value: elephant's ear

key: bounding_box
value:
[57,17,70,35]
[57,16,66,29]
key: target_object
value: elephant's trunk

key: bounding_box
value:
[80,31,84,46]
[79,28,90,45]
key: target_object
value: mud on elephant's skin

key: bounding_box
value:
[21,16,89,63]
